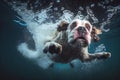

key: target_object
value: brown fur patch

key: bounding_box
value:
[91,27,102,42]
[57,21,69,32]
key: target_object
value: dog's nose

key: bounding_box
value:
[77,26,86,33]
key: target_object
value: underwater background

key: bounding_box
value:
[1,0,120,80]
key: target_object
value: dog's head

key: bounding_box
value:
[65,19,101,48]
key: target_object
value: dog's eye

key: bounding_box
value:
[70,22,77,30]
[85,23,91,31]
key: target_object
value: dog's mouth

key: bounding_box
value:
[71,36,87,44]
[77,37,85,40]
[76,37,87,43]
[68,31,90,47]
[69,36,88,47]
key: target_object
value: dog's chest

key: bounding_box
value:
[61,46,80,58]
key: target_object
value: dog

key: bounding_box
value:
[43,19,111,67]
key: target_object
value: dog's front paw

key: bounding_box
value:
[43,42,62,54]
[97,52,111,59]
[102,52,111,59]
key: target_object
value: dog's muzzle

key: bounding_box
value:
[77,26,86,37]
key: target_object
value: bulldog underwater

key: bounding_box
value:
[2,0,120,80]
[43,19,111,67]
[3,0,115,69]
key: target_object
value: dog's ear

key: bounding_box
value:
[91,27,102,42]
[57,21,69,32]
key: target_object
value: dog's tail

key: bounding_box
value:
[17,42,40,59]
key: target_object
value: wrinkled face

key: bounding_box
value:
[67,19,92,47]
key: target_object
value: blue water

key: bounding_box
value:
[1,1,120,80]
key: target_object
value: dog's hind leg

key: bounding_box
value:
[69,62,74,68]
[49,63,55,68]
